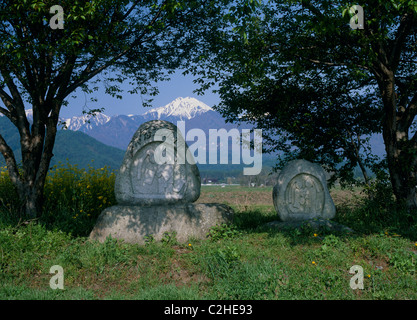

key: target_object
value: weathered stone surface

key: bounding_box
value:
[89,203,234,244]
[115,120,200,206]
[264,218,354,233]
[273,159,336,221]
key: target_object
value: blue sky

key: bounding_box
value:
[60,70,220,118]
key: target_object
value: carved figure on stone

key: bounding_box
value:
[286,174,324,215]
[115,120,200,205]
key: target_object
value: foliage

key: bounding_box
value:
[160,231,178,246]
[388,249,416,274]
[43,162,116,236]
[335,175,417,237]
[0,162,116,236]
[0,166,21,218]
[188,0,417,209]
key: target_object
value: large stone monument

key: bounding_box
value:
[89,120,234,244]
[114,120,200,206]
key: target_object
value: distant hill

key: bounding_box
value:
[0,115,272,179]
[55,96,386,160]
[51,130,124,170]
[0,117,124,170]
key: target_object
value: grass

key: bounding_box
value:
[0,165,417,300]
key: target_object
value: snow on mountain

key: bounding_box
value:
[63,113,111,131]
[17,98,220,150]
[143,97,212,120]
[20,97,211,127]
[21,109,110,132]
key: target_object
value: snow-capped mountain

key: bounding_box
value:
[142,97,212,121]
[23,109,111,132]
[16,97,244,151]
[66,97,228,150]
[63,113,111,131]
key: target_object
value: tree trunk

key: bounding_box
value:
[387,160,417,212]
[347,130,371,186]
[24,119,57,218]
[20,183,43,219]
[378,71,417,214]
[1,108,58,219]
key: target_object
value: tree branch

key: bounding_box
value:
[293,53,371,71]
[390,12,416,71]
[301,0,324,18]
[400,92,417,133]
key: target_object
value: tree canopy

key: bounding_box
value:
[188,0,417,211]
[0,0,226,217]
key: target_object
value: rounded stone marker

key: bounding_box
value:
[115,120,200,206]
[272,159,335,222]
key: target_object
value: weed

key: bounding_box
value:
[161,231,178,246]
[207,223,242,242]
[144,234,155,245]
[387,250,416,274]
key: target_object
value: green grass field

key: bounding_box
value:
[0,165,417,300]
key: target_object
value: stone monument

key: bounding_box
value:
[273,159,336,222]
[114,120,200,206]
[89,120,234,244]
[265,159,353,232]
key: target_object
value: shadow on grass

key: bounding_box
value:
[231,204,417,246]
[0,207,100,239]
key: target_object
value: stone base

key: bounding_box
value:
[264,218,354,233]
[89,203,234,244]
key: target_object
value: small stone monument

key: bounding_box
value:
[272,159,336,222]
[89,120,234,244]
